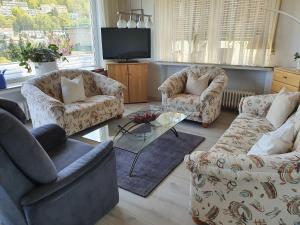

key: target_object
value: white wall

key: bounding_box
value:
[271,0,300,67]
[125,0,300,99]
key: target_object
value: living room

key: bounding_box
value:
[0,0,300,225]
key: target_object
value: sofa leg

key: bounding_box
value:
[192,215,209,225]
[115,114,123,119]
[202,123,210,128]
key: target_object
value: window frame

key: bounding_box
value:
[0,0,104,83]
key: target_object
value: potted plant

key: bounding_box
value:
[7,40,68,75]
[294,52,300,70]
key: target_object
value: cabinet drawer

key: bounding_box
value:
[274,70,300,87]
[272,80,299,93]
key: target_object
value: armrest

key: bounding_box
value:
[21,140,113,206]
[31,124,67,152]
[185,150,300,182]
[92,73,126,97]
[238,94,277,117]
[158,72,187,97]
[200,73,228,107]
[22,84,65,112]
[198,73,228,123]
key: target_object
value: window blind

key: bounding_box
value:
[155,0,280,66]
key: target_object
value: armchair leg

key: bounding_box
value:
[202,123,210,128]
[192,216,209,225]
[115,114,123,119]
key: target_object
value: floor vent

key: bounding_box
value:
[222,89,255,110]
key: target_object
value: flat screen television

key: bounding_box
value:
[101,28,151,62]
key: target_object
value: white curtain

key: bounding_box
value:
[99,0,127,27]
[154,0,280,66]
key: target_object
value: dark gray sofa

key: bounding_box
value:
[0,106,119,225]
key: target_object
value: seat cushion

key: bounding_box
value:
[48,139,94,172]
[166,93,202,113]
[64,95,121,134]
[210,113,274,155]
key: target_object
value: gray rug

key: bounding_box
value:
[115,130,204,197]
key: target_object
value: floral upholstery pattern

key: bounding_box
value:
[185,93,300,225]
[22,69,125,135]
[158,66,228,124]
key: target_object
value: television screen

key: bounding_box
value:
[101,28,151,60]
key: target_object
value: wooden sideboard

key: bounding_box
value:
[272,67,300,93]
[107,62,148,103]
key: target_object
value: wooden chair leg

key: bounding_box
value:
[202,122,210,128]
[192,215,209,225]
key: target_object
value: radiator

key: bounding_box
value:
[221,89,255,110]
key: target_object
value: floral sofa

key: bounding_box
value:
[22,69,125,135]
[158,66,228,127]
[185,93,300,225]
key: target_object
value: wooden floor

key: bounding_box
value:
[93,103,237,225]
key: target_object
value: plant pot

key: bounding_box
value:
[34,61,58,75]
[0,74,7,89]
[297,58,300,70]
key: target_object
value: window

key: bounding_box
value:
[155,0,280,66]
[0,0,95,82]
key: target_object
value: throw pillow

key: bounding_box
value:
[247,120,295,156]
[61,75,86,104]
[185,73,210,96]
[266,88,299,128]
[293,105,300,151]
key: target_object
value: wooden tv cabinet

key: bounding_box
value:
[107,62,148,103]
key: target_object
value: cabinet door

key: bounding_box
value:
[128,64,148,103]
[107,64,129,103]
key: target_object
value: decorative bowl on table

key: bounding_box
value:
[127,110,161,124]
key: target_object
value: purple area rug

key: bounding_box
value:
[115,130,204,197]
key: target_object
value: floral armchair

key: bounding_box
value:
[22,69,125,135]
[185,93,300,225]
[158,66,228,127]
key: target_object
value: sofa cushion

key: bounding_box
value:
[0,109,57,184]
[64,95,121,133]
[266,88,299,128]
[166,93,202,113]
[61,75,86,104]
[210,113,274,155]
[247,120,295,155]
[185,73,209,96]
[293,105,300,151]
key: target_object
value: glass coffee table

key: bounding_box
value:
[82,105,187,176]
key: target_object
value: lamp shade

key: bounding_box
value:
[145,17,152,29]
[137,16,145,28]
[117,15,127,28]
[127,15,136,28]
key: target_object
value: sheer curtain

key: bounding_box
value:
[154,0,281,66]
[99,0,127,27]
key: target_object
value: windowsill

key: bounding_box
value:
[155,61,274,71]
[1,65,101,93]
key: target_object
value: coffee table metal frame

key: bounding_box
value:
[114,121,179,177]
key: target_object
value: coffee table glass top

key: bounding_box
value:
[82,105,187,153]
